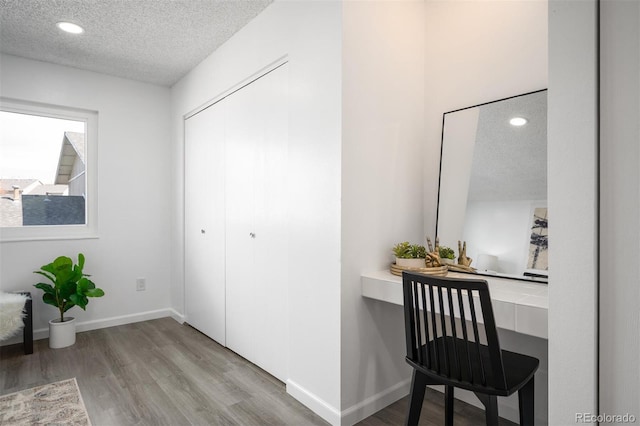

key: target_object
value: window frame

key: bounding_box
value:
[0,98,98,242]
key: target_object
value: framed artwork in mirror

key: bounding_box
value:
[524,207,548,279]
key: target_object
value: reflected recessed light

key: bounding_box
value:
[56,22,84,34]
[509,117,528,126]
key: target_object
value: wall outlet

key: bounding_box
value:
[136,278,146,291]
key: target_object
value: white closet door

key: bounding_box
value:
[184,101,226,345]
[225,64,289,381]
[224,77,258,360]
[252,66,288,381]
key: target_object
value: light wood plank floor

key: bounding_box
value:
[1,318,515,425]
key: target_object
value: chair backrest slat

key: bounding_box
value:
[456,288,474,384]
[446,287,462,381]
[412,280,423,364]
[428,284,441,373]
[403,276,418,361]
[436,285,450,376]
[467,290,486,386]
[402,271,508,391]
[419,283,432,369]
[477,288,507,389]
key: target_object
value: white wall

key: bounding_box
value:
[0,54,173,335]
[341,1,425,423]
[599,0,640,418]
[548,0,599,423]
[170,1,343,423]
[423,1,548,423]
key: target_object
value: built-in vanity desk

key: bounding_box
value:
[362,270,549,423]
[369,89,551,423]
[361,270,548,339]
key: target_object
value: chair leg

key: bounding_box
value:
[445,385,454,426]
[474,393,499,426]
[518,377,535,426]
[484,396,498,426]
[406,370,428,426]
[21,292,33,355]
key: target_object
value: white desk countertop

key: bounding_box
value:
[361,270,548,339]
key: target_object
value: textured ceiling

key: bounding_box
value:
[0,0,273,87]
[467,90,547,202]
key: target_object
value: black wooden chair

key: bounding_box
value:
[402,272,539,426]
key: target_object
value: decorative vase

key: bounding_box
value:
[49,317,76,349]
[395,258,426,268]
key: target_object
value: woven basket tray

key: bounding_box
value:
[389,263,448,277]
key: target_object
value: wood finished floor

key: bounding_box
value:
[0,318,515,426]
[356,388,516,426]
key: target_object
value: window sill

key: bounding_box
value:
[0,227,99,243]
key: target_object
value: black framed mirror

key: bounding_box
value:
[436,89,548,283]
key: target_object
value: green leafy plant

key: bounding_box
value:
[438,246,456,260]
[392,242,427,259]
[34,253,105,323]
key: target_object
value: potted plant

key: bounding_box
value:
[392,242,427,268]
[33,253,105,349]
[438,245,456,265]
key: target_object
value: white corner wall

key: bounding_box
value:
[170,1,343,423]
[548,0,599,423]
[0,54,174,335]
[341,1,425,424]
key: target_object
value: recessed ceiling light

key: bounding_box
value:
[56,22,84,34]
[509,117,528,126]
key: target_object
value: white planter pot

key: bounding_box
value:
[395,258,426,268]
[441,258,455,265]
[49,317,76,349]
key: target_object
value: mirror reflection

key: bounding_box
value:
[436,90,548,282]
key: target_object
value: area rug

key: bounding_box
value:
[0,378,91,425]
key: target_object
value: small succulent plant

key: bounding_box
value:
[438,246,456,260]
[392,242,427,259]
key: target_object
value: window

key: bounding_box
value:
[0,98,98,241]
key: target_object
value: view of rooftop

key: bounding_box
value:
[0,111,86,227]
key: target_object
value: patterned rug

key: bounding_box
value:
[0,378,91,425]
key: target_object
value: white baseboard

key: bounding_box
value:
[0,308,184,347]
[287,377,411,426]
[286,379,341,426]
[340,378,411,425]
[74,308,183,333]
[169,309,185,324]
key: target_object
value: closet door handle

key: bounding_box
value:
[249,232,256,238]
